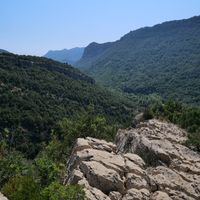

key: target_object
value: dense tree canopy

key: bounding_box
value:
[0,53,135,158]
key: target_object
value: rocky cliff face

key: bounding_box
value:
[66,119,200,200]
[76,42,113,69]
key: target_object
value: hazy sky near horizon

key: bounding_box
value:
[1,0,200,56]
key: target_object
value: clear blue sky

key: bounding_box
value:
[0,0,200,56]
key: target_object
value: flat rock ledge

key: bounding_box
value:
[66,119,200,200]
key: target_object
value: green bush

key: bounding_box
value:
[2,176,42,200]
[0,152,34,188]
[35,155,61,186]
[41,182,85,200]
[53,108,119,149]
[186,132,200,152]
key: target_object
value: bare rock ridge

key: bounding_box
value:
[66,119,200,200]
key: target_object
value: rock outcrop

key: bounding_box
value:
[66,119,200,200]
[0,193,8,200]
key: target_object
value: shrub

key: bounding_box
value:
[2,176,42,200]
[41,182,85,200]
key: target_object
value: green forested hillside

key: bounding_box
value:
[0,53,134,158]
[0,53,137,199]
[76,16,200,105]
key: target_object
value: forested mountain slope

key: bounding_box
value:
[76,16,200,105]
[0,53,134,158]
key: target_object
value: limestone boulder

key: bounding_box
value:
[150,191,172,200]
[0,193,8,200]
[67,119,200,200]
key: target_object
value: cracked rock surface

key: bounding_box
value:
[66,119,200,200]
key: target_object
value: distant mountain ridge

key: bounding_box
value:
[76,16,200,105]
[0,49,9,53]
[44,47,84,64]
